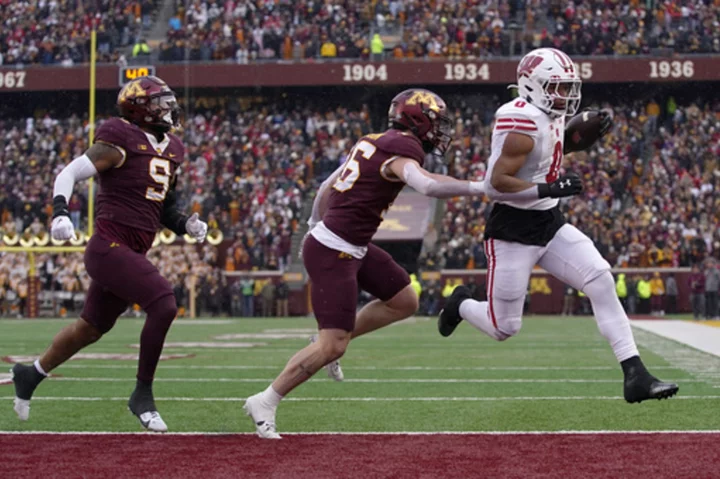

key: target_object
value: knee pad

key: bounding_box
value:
[146,294,178,325]
[583,271,615,300]
[496,315,522,340]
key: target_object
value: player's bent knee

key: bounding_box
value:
[147,294,178,325]
[77,318,104,342]
[387,285,419,318]
[496,316,522,340]
[320,338,349,362]
[318,329,351,361]
[583,271,614,299]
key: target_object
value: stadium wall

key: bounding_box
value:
[0,56,717,92]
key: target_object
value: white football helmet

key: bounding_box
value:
[514,48,581,118]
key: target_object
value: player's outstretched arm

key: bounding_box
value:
[488,132,583,201]
[51,143,124,240]
[387,157,484,199]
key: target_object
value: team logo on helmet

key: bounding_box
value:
[389,88,452,157]
[117,76,179,133]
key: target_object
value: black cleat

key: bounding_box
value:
[11,363,44,401]
[624,371,679,403]
[438,286,472,337]
[11,363,46,421]
[128,381,168,432]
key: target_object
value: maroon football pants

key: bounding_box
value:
[82,234,177,383]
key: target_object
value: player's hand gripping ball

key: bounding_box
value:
[564,108,613,153]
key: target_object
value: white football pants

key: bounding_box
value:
[459,224,639,362]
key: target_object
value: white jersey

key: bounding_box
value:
[485,99,566,210]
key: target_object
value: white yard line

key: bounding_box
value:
[56,365,680,371]
[24,377,700,383]
[1,430,719,436]
[1,395,717,402]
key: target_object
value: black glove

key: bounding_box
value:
[538,173,584,199]
[598,109,613,137]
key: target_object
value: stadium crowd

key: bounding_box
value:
[158,0,720,63]
[2,1,719,66]
[0,1,157,66]
[1,93,719,316]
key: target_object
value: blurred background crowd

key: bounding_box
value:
[1,1,720,316]
[2,1,720,66]
[1,90,719,316]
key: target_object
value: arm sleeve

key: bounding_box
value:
[160,178,188,235]
[53,154,98,202]
[485,182,541,202]
[402,161,484,199]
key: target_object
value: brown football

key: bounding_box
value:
[564,109,608,152]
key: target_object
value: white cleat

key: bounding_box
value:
[137,411,168,433]
[309,335,344,382]
[13,398,30,421]
[243,393,281,439]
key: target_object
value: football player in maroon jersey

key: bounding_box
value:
[244,89,486,438]
[11,76,207,432]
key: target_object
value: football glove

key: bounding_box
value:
[538,173,584,199]
[50,216,76,241]
[185,213,208,243]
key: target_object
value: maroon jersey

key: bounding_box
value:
[93,118,184,253]
[323,129,425,246]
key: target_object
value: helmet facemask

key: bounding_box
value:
[542,79,581,117]
[145,92,180,133]
[424,109,453,156]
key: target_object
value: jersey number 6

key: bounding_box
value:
[333,140,377,192]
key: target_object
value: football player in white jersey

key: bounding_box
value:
[438,48,678,403]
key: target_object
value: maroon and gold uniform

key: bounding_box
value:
[304,130,425,332]
[323,129,425,246]
[82,118,183,335]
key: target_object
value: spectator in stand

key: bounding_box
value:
[649,272,665,316]
[689,263,706,319]
[275,277,289,317]
[665,273,678,315]
[562,286,576,316]
[260,279,275,317]
[704,258,720,320]
[240,277,255,317]
[0,1,156,65]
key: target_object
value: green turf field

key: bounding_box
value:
[1,316,718,433]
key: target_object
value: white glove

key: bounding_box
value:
[51,216,76,241]
[185,213,208,243]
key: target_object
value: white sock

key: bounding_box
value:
[33,359,48,377]
[584,272,639,362]
[260,385,283,409]
[459,299,505,340]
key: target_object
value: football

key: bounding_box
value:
[564,109,612,152]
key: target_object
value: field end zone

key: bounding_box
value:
[0,431,717,478]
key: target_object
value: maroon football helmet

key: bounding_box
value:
[388,88,452,156]
[117,75,179,133]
